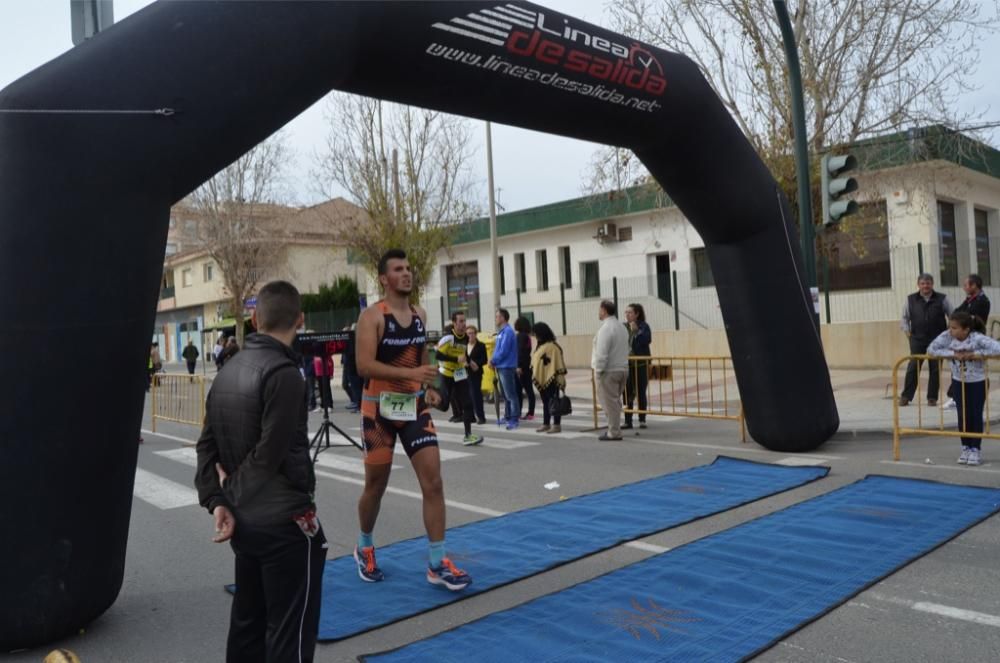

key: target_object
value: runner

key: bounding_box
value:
[353,249,473,591]
[435,311,484,446]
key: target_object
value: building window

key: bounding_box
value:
[581,261,601,298]
[514,253,527,292]
[691,248,715,287]
[536,249,549,291]
[617,226,633,242]
[938,200,958,286]
[446,262,480,322]
[498,256,506,295]
[182,268,193,287]
[817,201,891,291]
[559,246,572,288]
[203,263,214,282]
[975,208,991,286]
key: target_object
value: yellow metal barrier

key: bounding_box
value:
[590,356,746,441]
[151,374,207,431]
[892,354,997,460]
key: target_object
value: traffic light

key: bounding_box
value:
[821,153,859,225]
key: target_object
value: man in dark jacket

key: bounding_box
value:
[195,280,326,663]
[899,273,953,406]
[182,339,200,375]
[955,273,991,329]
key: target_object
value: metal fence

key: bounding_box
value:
[151,374,207,431]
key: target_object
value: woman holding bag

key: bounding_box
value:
[531,322,568,434]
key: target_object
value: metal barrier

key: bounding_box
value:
[590,356,746,441]
[892,354,998,460]
[151,374,207,431]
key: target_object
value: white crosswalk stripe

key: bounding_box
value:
[434,430,538,450]
[133,467,199,510]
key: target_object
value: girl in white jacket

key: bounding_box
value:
[928,311,1000,465]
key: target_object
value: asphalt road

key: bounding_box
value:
[7,400,1000,663]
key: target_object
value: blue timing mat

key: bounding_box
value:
[362,475,1000,662]
[318,456,828,641]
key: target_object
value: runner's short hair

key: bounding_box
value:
[378,249,407,275]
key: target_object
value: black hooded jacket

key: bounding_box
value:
[195,333,315,526]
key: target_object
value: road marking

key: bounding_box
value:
[864,592,1000,627]
[435,431,539,450]
[141,429,196,446]
[625,541,670,554]
[315,453,399,474]
[312,469,506,517]
[879,460,999,474]
[154,447,197,467]
[133,467,199,510]
[775,456,832,466]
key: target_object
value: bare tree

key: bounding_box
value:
[313,94,479,301]
[588,0,998,202]
[188,134,292,344]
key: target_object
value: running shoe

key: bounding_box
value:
[462,434,484,446]
[958,446,971,464]
[353,546,384,582]
[427,557,472,591]
[967,448,982,466]
[505,419,520,431]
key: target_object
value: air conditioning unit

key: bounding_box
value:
[596,222,618,243]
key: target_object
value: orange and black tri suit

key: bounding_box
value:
[360,301,438,465]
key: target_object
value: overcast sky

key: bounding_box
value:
[3,1,998,214]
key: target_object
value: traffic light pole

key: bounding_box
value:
[774,1,820,331]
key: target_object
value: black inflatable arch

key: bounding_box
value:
[0,1,838,648]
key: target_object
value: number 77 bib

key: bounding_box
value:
[379,392,418,421]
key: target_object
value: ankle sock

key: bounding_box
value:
[428,539,446,568]
[358,531,373,549]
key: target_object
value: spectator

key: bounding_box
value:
[928,311,1000,466]
[488,308,519,430]
[466,325,487,425]
[623,303,652,430]
[592,300,630,441]
[182,339,200,375]
[899,274,952,406]
[302,343,318,412]
[531,322,567,434]
[955,273,991,329]
[213,336,226,370]
[221,336,240,367]
[343,324,362,412]
[194,280,325,662]
[514,316,536,421]
[148,342,162,391]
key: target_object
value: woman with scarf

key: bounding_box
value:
[530,322,568,434]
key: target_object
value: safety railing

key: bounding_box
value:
[892,353,1000,460]
[590,355,745,441]
[151,374,207,431]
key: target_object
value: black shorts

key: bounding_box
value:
[360,398,438,465]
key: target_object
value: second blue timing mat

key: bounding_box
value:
[318,456,828,640]
[363,475,1000,662]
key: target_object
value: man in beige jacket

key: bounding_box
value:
[591,300,630,440]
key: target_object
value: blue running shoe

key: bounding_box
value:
[427,557,472,591]
[354,546,384,583]
[505,419,519,430]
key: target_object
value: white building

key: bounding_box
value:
[411,127,1000,367]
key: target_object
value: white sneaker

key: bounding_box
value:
[958,446,971,464]
[967,448,982,466]
[944,398,956,410]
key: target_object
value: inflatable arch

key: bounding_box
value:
[0,1,838,648]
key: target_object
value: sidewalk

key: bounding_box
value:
[559,367,998,438]
[161,360,985,438]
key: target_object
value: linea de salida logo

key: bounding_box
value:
[431,3,666,95]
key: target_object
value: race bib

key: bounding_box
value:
[453,367,468,382]
[379,391,418,421]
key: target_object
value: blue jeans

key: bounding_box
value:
[497,368,520,422]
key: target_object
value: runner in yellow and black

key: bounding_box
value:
[353,249,472,592]
[436,311,484,446]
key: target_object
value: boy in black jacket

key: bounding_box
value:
[195,280,326,663]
